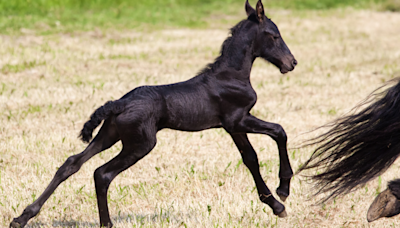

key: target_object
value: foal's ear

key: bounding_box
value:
[245,0,255,17]
[256,0,265,23]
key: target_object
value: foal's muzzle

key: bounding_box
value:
[280,56,297,74]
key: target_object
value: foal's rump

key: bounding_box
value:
[79,99,127,143]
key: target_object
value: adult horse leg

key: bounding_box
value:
[367,179,400,222]
[10,119,120,228]
[231,133,287,217]
[93,133,156,227]
[237,114,293,202]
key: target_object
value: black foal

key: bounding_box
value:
[11,1,297,227]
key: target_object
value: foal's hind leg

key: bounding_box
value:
[10,119,120,228]
[231,133,287,217]
[93,135,156,227]
[236,114,293,202]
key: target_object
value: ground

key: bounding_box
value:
[1,9,400,227]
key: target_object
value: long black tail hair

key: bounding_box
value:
[79,100,125,143]
[298,78,400,202]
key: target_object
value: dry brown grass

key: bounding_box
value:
[1,9,400,227]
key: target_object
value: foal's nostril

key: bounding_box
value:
[292,59,298,67]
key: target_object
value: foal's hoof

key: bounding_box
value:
[277,194,288,202]
[272,203,287,218]
[276,177,291,202]
[367,188,400,222]
[276,189,289,202]
[10,220,22,228]
[277,209,288,218]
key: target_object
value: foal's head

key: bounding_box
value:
[246,0,297,74]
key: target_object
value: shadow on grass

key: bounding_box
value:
[25,212,197,227]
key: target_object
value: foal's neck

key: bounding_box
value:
[219,20,258,78]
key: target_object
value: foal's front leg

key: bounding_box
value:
[230,133,287,217]
[237,114,293,201]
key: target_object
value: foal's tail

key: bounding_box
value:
[298,78,400,202]
[79,100,126,143]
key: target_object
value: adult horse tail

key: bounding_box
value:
[79,99,126,143]
[298,78,400,202]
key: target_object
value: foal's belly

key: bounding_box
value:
[163,109,222,131]
[165,117,222,132]
[161,97,222,131]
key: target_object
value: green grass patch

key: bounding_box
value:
[268,0,387,10]
[0,0,243,34]
[1,60,46,74]
[380,0,400,11]
[0,0,398,34]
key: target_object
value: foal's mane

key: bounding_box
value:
[197,15,259,76]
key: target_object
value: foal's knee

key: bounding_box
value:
[94,167,105,184]
[242,151,259,168]
[55,155,82,180]
[94,167,112,192]
[272,124,287,144]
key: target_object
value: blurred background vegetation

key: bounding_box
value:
[0,0,399,34]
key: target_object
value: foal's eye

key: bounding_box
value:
[263,31,280,40]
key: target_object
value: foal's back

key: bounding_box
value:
[118,74,222,132]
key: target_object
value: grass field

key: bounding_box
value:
[1,0,400,34]
[1,1,400,228]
